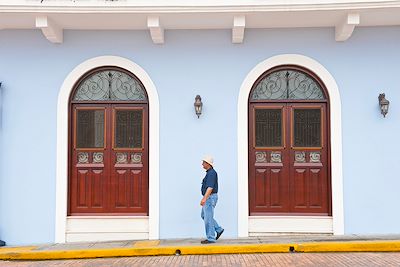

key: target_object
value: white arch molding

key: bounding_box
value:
[56,56,159,242]
[237,54,344,237]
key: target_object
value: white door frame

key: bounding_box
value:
[55,56,160,242]
[237,54,344,236]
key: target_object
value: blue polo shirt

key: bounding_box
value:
[201,167,218,196]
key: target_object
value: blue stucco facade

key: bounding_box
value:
[0,26,399,245]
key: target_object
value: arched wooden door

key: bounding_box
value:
[248,66,331,215]
[68,67,149,215]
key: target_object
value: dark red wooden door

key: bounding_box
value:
[249,103,330,215]
[69,104,148,215]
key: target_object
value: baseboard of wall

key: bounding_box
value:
[249,216,333,236]
[66,216,149,243]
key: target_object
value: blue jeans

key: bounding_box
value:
[201,193,223,242]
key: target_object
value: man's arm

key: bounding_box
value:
[200,187,213,206]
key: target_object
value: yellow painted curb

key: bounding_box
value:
[179,244,293,255]
[134,240,160,247]
[0,243,293,260]
[297,241,400,252]
[0,246,37,253]
[1,241,400,260]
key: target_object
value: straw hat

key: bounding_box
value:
[202,156,214,166]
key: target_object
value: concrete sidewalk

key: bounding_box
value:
[1,235,400,261]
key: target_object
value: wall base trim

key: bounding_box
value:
[66,216,149,243]
[249,216,333,236]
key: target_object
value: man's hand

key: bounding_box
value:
[200,187,213,206]
[200,197,207,206]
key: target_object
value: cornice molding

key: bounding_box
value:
[2,1,400,12]
[1,1,400,43]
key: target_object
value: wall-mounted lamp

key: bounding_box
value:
[194,95,203,118]
[378,93,390,118]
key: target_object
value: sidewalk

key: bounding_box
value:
[1,235,400,261]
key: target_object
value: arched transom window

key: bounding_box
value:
[73,69,147,101]
[251,68,326,100]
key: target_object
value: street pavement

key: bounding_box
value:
[1,253,400,266]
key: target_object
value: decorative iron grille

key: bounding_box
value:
[255,109,282,147]
[251,70,325,100]
[73,70,147,101]
[115,110,143,148]
[293,109,321,147]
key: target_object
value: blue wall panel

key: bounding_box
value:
[0,27,399,245]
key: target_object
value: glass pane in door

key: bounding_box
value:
[293,109,321,147]
[255,109,282,147]
[115,109,143,148]
[76,109,105,148]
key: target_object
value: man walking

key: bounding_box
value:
[200,156,224,244]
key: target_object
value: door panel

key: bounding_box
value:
[249,103,330,215]
[255,169,266,207]
[309,169,322,207]
[109,106,148,214]
[289,104,328,214]
[91,169,105,208]
[293,168,306,208]
[70,107,108,214]
[77,170,88,207]
[69,104,148,215]
[270,168,284,208]
[71,156,108,213]
[249,104,290,214]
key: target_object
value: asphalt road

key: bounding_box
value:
[1,252,400,266]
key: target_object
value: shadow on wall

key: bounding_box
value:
[0,82,3,130]
[0,82,4,246]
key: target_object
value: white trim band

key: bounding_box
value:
[237,54,344,237]
[249,216,333,235]
[66,216,149,243]
[56,56,159,243]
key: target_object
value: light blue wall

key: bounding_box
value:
[0,27,399,245]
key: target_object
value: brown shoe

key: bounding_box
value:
[201,240,215,244]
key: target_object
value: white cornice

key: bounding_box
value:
[2,1,400,11]
[1,1,400,43]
